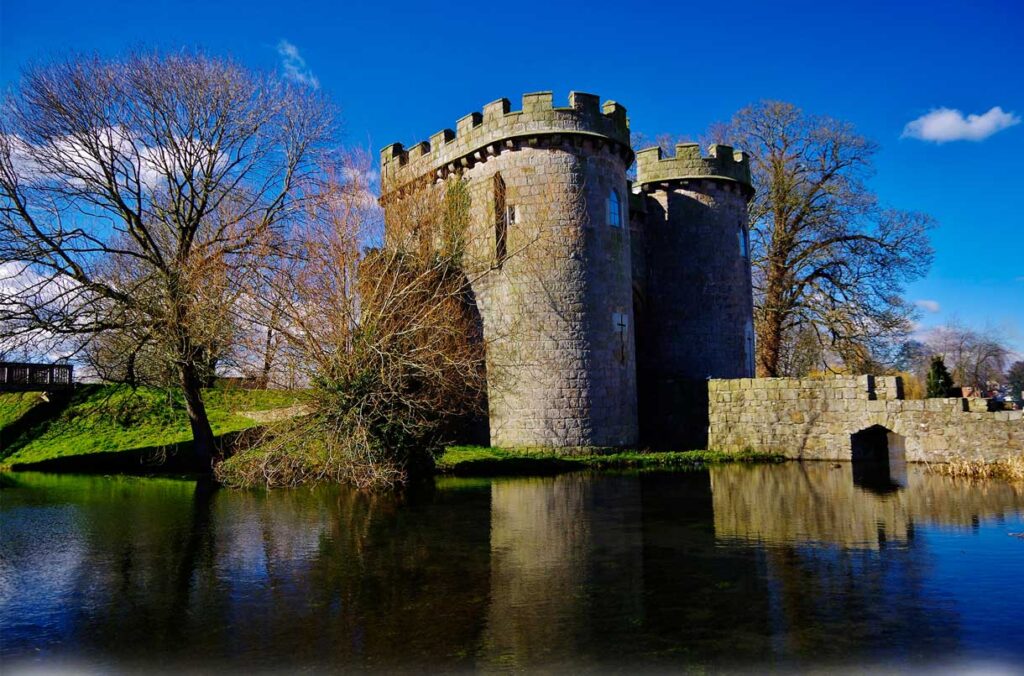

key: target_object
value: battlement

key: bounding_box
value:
[635,143,752,193]
[380,92,632,191]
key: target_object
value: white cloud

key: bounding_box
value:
[914,299,941,313]
[276,40,320,89]
[5,128,226,196]
[902,106,1020,143]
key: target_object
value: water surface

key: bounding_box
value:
[2,463,1023,671]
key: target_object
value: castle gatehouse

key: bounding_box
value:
[380,92,755,449]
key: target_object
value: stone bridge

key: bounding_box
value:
[708,375,1022,463]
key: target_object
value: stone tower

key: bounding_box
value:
[631,143,755,448]
[380,92,638,448]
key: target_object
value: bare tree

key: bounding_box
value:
[0,51,334,467]
[216,158,488,487]
[709,101,934,376]
[925,321,1011,394]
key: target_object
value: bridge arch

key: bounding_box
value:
[850,424,907,493]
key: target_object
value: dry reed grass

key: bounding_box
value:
[930,455,1024,483]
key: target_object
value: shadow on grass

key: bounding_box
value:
[7,428,258,475]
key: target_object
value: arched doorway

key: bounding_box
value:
[850,425,907,494]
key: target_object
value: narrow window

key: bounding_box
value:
[613,311,629,364]
[738,223,748,258]
[607,189,622,228]
[494,173,507,266]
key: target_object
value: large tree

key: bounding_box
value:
[0,51,334,467]
[710,101,934,376]
[924,321,1012,393]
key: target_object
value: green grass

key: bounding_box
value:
[1,384,306,466]
[435,445,784,476]
[0,392,45,431]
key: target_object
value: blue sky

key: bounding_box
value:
[2,0,1022,352]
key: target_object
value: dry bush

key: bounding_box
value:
[218,155,488,488]
[220,140,590,488]
[896,371,926,399]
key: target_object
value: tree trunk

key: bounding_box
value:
[259,324,275,389]
[180,361,216,470]
[758,259,788,377]
[757,317,783,377]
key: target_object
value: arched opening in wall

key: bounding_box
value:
[850,425,907,494]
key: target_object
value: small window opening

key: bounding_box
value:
[738,223,748,258]
[608,189,622,228]
[613,311,629,364]
[494,173,507,266]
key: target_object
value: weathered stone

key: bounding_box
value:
[708,375,1022,463]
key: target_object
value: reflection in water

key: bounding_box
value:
[483,475,644,669]
[2,466,1023,671]
[711,463,1024,548]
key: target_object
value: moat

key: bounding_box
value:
[2,464,1023,671]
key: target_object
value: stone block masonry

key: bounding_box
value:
[381,92,638,449]
[708,375,1023,462]
[381,92,756,451]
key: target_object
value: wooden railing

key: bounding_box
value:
[0,362,74,392]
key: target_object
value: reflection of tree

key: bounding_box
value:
[5,468,1022,669]
[2,474,493,670]
[204,480,494,669]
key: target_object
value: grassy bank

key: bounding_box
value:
[0,392,46,431]
[1,385,305,468]
[435,446,784,476]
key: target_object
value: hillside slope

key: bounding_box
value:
[1,385,305,468]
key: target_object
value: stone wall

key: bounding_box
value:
[632,149,755,448]
[708,375,1024,462]
[381,93,638,448]
[463,141,638,447]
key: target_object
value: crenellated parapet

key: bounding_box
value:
[635,143,753,196]
[380,92,632,192]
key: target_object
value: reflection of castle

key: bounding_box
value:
[9,470,1023,669]
[477,469,1022,667]
[381,93,754,449]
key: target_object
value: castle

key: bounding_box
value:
[380,92,754,449]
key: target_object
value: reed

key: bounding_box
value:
[931,455,1024,483]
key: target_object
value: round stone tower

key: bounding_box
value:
[380,92,638,448]
[633,143,755,447]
